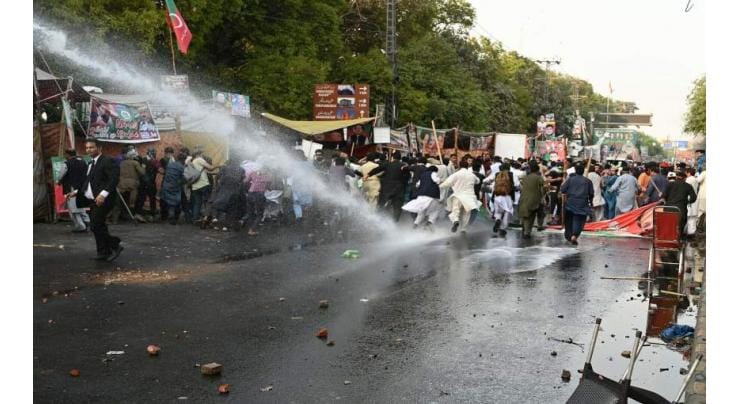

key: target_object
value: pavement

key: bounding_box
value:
[685,240,706,404]
[34,218,695,403]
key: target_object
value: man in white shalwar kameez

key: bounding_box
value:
[685,167,699,235]
[439,161,481,233]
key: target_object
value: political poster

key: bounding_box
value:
[389,129,408,150]
[593,128,639,161]
[313,84,370,120]
[534,139,566,162]
[88,96,160,143]
[536,113,557,138]
[212,90,251,118]
[469,135,493,151]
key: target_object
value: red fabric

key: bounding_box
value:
[165,2,192,54]
[583,202,660,235]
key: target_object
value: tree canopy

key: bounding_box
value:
[34,0,638,135]
[683,75,706,136]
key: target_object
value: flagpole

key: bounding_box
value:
[168,28,177,75]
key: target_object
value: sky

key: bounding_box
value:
[467,0,705,141]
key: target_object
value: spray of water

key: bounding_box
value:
[33,20,438,240]
[460,246,579,273]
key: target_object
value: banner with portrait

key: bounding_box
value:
[88,96,160,143]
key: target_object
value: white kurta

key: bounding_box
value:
[587,172,605,207]
[440,169,482,212]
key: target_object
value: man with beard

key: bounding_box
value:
[74,138,123,261]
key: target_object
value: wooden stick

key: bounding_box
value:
[431,120,443,162]
[454,127,459,158]
[350,141,355,158]
[658,290,687,297]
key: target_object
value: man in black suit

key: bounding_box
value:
[74,138,124,262]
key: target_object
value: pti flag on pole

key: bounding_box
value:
[165,0,192,54]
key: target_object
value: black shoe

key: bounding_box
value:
[106,245,124,262]
[493,219,501,233]
[72,229,87,233]
[499,230,507,237]
[92,254,110,261]
[537,226,545,231]
[451,222,459,233]
[522,234,532,239]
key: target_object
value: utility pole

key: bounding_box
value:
[535,58,561,111]
[386,0,398,128]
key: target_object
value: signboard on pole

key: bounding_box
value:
[161,75,190,91]
[374,127,391,144]
[313,84,370,120]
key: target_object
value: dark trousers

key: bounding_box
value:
[191,185,211,221]
[160,200,169,220]
[135,182,157,214]
[90,199,121,256]
[181,190,191,221]
[387,192,405,222]
[246,192,266,230]
[564,209,587,240]
[168,203,182,223]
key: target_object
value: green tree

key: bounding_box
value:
[683,75,706,136]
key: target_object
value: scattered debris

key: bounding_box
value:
[660,368,669,372]
[200,362,223,375]
[279,297,286,302]
[604,264,609,268]
[550,351,558,357]
[316,328,329,339]
[267,326,276,330]
[177,397,188,400]
[561,370,571,382]
[117,301,125,305]
[360,298,369,303]
[326,341,335,347]
[106,351,125,355]
[342,250,360,259]
[69,369,80,377]
[218,384,230,394]
[41,298,48,304]
[557,315,564,318]
[319,300,329,309]
[621,350,631,359]
[526,278,537,282]
[291,316,304,320]
[260,385,273,392]
[680,368,689,375]
[439,390,451,396]
[147,345,161,356]
[547,337,585,351]
[343,380,352,385]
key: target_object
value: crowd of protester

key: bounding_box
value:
[58,144,706,244]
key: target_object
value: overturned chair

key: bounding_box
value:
[566,318,703,404]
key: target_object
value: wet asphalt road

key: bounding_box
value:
[33,219,693,403]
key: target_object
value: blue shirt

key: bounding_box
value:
[560,174,594,216]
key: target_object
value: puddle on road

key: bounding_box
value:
[460,246,579,274]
